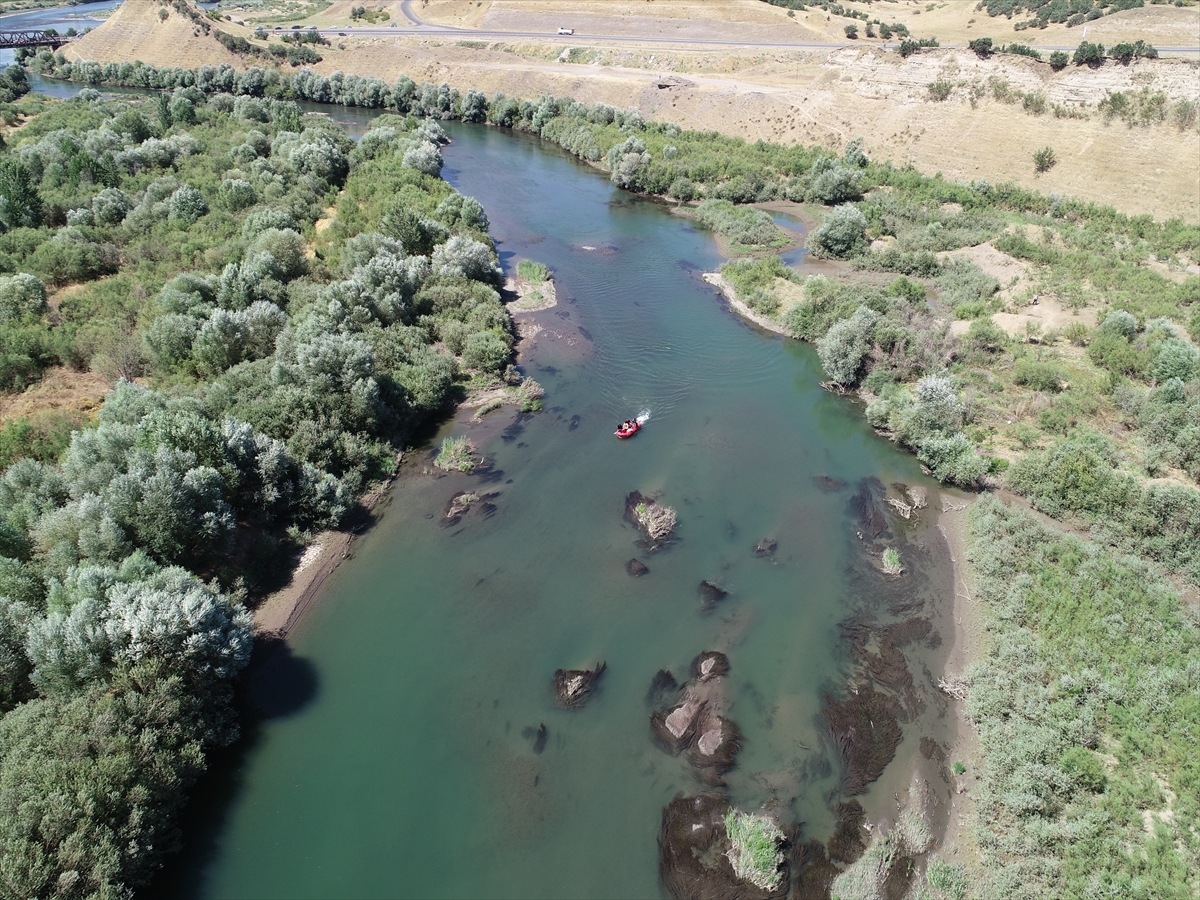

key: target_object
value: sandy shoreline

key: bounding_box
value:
[931,495,987,873]
[251,476,394,638]
[702,272,792,338]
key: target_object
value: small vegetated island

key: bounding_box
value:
[2,21,1198,897]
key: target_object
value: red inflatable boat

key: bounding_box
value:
[615,421,642,439]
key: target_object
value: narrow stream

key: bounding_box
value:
[160,122,955,898]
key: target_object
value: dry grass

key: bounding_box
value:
[0,367,110,423]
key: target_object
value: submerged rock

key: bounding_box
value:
[647,669,680,707]
[822,686,903,796]
[849,476,890,540]
[626,558,650,577]
[553,662,607,709]
[441,490,501,528]
[521,722,548,754]
[753,538,777,558]
[698,580,728,610]
[812,475,845,492]
[651,651,741,784]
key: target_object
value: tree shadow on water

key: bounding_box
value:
[150,636,319,898]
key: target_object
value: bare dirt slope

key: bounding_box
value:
[67,0,250,69]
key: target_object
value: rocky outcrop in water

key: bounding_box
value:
[692,651,730,682]
[442,490,500,527]
[626,490,678,547]
[753,538,777,558]
[553,662,606,709]
[650,652,741,785]
[659,795,788,900]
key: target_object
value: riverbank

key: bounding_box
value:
[702,271,791,338]
[251,290,550,640]
[931,496,987,881]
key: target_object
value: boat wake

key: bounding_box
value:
[636,409,651,425]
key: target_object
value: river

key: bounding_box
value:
[154,120,956,897]
[10,62,958,895]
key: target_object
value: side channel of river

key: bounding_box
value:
[142,117,960,898]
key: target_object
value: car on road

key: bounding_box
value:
[338,31,345,36]
[557,27,574,35]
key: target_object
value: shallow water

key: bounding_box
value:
[151,121,956,898]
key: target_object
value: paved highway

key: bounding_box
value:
[311,23,1199,55]
[308,1,1199,55]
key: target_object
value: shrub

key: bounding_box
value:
[606,136,651,190]
[1072,41,1105,67]
[434,435,475,472]
[460,330,511,373]
[1152,339,1199,383]
[1033,146,1057,174]
[809,204,868,259]
[695,200,783,251]
[432,235,501,284]
[1013,358,1066,392]
[844,24,858,39]
[1049,50,1069,70]
[968,37,993,57]
[0,274,46,322]
[817,306,877,385]
[810,163,863,204]
[516,260,549,283]
[401,142,443,177]
[1060,746,1107,793]
[167,185,208,226]
[91,188,130,226]
[217,179,257,211]
[928,80,953,102]
[1098,310,1138,340]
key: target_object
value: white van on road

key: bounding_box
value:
[557,27,574,35]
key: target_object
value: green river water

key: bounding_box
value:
[163,119,956,898]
